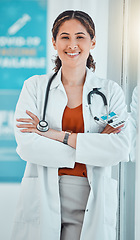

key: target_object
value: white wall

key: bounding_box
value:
[135,11,140,239]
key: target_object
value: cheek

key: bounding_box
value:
[55,46,66,61]
[81,40,92,50]
[55,42,65,53]
[86,44,93,55]
[82,44,92,56]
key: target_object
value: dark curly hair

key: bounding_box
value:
[52,10,96,72]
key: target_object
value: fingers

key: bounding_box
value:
[16,111,39,122]
[16,110,39,123]
[26,110,39,121]
[114,129,121,134]
[16,124,34,128]
[108,128,121,134]
[110,124,124,134]
[16,122,37,133]
[101,125,113,134]
[16,110,39,133]
[101,124,124,134]
[16,118,34,123]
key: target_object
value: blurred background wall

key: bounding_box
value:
[0,1,47,239]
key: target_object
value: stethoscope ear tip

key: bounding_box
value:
[94,116,99,121]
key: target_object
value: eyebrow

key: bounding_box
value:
[60,32,86,36]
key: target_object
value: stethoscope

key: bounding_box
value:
[37,73,109,132]
[87,87,109,124]
[37,72,57,132]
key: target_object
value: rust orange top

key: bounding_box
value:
[58,104,87,177]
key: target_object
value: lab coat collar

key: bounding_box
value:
[49,68,62,90]
[49,67,102,92]
[84,67,102,91]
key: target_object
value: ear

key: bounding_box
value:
[52,37,57,50]
[91,36,96,50]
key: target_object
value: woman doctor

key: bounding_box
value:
[11,10,130,240]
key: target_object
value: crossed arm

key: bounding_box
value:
[16,110,124,149]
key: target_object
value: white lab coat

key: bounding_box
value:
[11,67,130,240]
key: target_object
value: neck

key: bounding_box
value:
[61,65,87,86]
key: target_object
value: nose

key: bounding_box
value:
[68,45,78,50]
[67,40,78,50]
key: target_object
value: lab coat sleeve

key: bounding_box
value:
[129,86,138,162]
[75,81,130,167]
[14,76,75,168]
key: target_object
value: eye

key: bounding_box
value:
[61,36,69,39]
[77,36,84,39]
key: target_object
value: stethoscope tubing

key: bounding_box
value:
[37,73,108,132]
[87,88,107,106]
[42,71,58,121]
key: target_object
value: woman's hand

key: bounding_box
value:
[101,124,124,134]
[16,110,65,141]
[16,110,40,134]
[16,110,76,148]
[16,110,123,149]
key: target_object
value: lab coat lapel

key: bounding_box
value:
[45,69,67,131]
[83,68,107,133]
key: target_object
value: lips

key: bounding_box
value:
[65,52,80,56]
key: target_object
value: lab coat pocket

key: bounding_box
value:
[104,177,118,227]
[15,177,40,223]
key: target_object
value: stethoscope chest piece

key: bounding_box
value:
[37,120,49,132]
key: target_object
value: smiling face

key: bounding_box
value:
[52,19,96,69]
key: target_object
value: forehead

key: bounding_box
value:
[57,19,88,34]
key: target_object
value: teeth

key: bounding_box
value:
[66,52,79,56]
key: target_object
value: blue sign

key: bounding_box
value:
[0,0,47,182]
